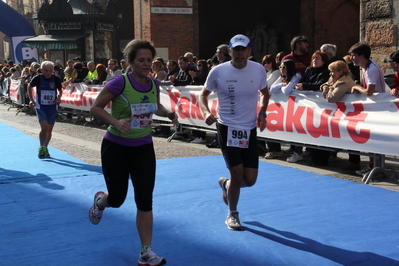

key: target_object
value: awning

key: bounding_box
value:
[22,34,86,49]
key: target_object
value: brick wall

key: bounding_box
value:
[134,0,199,61]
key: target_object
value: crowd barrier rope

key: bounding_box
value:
[8,81,399,157]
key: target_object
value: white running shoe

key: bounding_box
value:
[89,191,104,225]
[138,247,166,266]
[287,152,303,163]
[225,212,242,231]
[191,137,206,144]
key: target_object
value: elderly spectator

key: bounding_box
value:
[320,43,345,63]
[321,61,356,103]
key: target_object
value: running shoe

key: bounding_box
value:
[264,151,283,159]
[356,166,373,176]
[218,177,228,205]
[138,247,166,266]
[225,212,242,230]
[287,152,303,163]
[38,147,46,159]
[44,147,50,158]
[89,191,105,225]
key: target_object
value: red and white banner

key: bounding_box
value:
[53,83,399,156]
[9,79,24,104]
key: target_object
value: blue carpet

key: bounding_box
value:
[1,121,399,266]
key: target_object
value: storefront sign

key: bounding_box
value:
[151,7,193,14]
[97,23,114,31]
[48,22,81,30]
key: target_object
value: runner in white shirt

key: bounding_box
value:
[199,34,269,230]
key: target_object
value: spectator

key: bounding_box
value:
[10,67,21,80]
[385,50,399,97]
[89,64,107,85]
[344,54,361,83]
[189,59,209,85]
[295,50,330,91]
[72,63,88,83]
[320,43,345,63]
[321,60,356,103]
[63,60,76,86]
[189,59,210,144]
[288,50,330,164]
[120,59,128,73]
[104,59,123,85]
[210,55,219,69]
[282,36,311,75]
[262,54,280,88]
[275,51,285,66]
[320,61,358,169]
[149,60,167,81]
[169,56,192,86]
[163,60,179,82]
[184,52,196,71]
[85,61,97,83]
[349,42,390,176]
[215,44,231,63]
[266,59,301,160]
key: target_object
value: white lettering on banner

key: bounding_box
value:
[9,82,399,156]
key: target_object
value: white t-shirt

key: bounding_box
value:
[204,61,267,130]
[363,59,386,92]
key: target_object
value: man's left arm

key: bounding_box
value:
[258,86,269,132]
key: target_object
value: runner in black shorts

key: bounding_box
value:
[217,123,259,169]
[200,34,270,230]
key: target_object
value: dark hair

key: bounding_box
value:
[282,59,297,83]
[275,51,285,65]
[348,42,371,60]
[290,36,309,51]
[123,39,156,63]
[178,56,188,63]
[262,54,278,71]
[312,50,329,67]
[166,60,178,68]
[197,59,209,75]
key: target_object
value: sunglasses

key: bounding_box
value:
[279,66,286,69]
[197,64,203,67]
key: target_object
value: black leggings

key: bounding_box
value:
[101,139,156,212]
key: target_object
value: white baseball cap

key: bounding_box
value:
[229,34,251,48]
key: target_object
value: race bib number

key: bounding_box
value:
[227,127,250,148]
[40,90,56,105]
[130,103,157,129]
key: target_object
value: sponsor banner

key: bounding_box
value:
[60,84,109,111]
[9,79,23,104]
[11,36,38,65]
[28,82,399,156]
